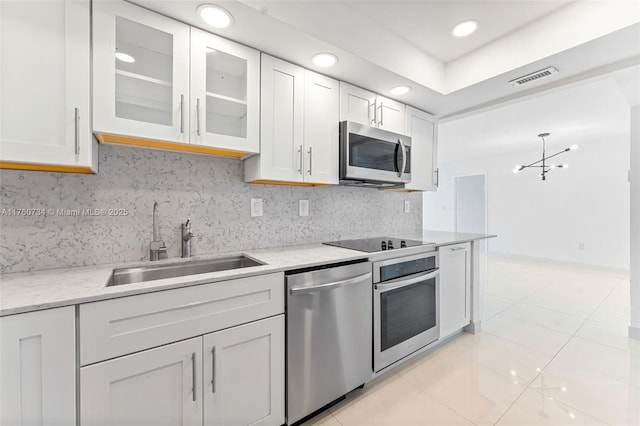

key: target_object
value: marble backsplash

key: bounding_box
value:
[0,145,422,274]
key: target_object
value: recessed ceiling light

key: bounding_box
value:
[115,52,135,63]
[390,85,411,96]
[452,20,479,37]
[312,53,338,68]
[198,4,233,28]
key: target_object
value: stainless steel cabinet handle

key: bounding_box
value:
[211,347,216,393]
[375,269,439,291]
[180,94,185,134]
[191,352,196,402]
[450,247,466,251]
[398,138,407,178]
[379,102,384,127]
[435,168,440,187]
[298,145,303,174]
[290,272,371,295]
[196,97,201,136]
[74,108,80,155]
[372,100,377,126]
[308,147,312,175]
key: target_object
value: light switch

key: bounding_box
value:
[404,200,411,213]
[299,200,309,217]
[250,198,263,217]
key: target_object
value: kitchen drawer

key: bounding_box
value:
[80,272,284,365]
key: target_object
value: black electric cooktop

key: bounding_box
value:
[323,237,434,253]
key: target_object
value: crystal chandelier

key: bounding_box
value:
[513,133,578,180]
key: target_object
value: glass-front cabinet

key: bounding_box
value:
[190,28,260,154]
[92,1,260,156]
[93,1,190,145]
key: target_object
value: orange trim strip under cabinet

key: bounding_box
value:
[0,162,95,174]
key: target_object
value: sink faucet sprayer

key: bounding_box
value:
[181,218,195,258]
[150,201,168,261]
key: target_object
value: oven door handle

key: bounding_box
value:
[290,272,371,295]
[375,269,438,291]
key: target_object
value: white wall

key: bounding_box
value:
[424,135,630,270]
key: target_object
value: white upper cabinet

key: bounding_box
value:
[339,82,405,134]
[0,0,96,172]
[1,307,76,426]
[93,0,190,144]
[190,28,260,154]
[303,71,339,185]
[404,106,438,191]
[245,55,338,185]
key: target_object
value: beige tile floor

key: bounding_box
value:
[302,256,638,426]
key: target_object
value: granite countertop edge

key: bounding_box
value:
[0,231,496,316]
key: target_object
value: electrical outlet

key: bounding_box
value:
[299,200,309,217]
[250,198,263,217]
[578,242,585,250]
[404,200,411,213]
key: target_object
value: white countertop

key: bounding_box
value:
[0,230,495,316]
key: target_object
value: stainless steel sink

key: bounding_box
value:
[107,255,265,286]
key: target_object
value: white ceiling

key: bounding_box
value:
[437,69,635,163]
[131,0,640,118]
[263,0,574,63]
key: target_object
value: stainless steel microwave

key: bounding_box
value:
[339,121,412,188]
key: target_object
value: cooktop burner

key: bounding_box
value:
[323,237,433,253]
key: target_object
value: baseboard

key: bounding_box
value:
[464,320,481,335]
[488,251,630,276]
[629,326,640,340]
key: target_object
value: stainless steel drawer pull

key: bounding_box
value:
[211,346,216,393]
[191,352,196,402]
[74,108,80,155]
[450,247,466,251]
[290,273,371,295]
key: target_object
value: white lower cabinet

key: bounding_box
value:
[439,242,471,337]
[80,315,284,426]
[81,337,203,426]
[0,307,76,426]
[203,316,285,426]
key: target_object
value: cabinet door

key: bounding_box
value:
[259,54,304,182]
[0,0,94,171]
[190,28,260,154]
[203,315,285,426]
[81,337,202,426]
[376,95,405,134]
[439,243,471,337]
[1,307,76,426]
[93,0,190,144]
[304,71,339,184]
[404,106,438,191]
[339,82,376,126]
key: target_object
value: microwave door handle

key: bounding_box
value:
[398,138,407,178]
[375,269,439,291]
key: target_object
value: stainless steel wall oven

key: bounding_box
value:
[373,249,439,372]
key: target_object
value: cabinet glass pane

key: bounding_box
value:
[115,17,173,126]
[205,48,247,138]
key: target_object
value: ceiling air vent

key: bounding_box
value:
[509,67,558,87]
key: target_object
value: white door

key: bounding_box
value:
[339,82,376,127]
[376,95,405,134]
[0,0,94,170]
[93,0,190,144]
[260,54,304,182]
[405,106,437,191]
[455,174,487,234]
[81,337,203,426]
[190,28,260,154]
[439,243,471,337]
[304,70,339,184]
[203,315,285,426]
[1,307,76,426]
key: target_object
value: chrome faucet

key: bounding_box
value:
[181,218,195,258]
[150,202,167,261]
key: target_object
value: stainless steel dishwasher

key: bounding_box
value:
[286,260,372,425]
